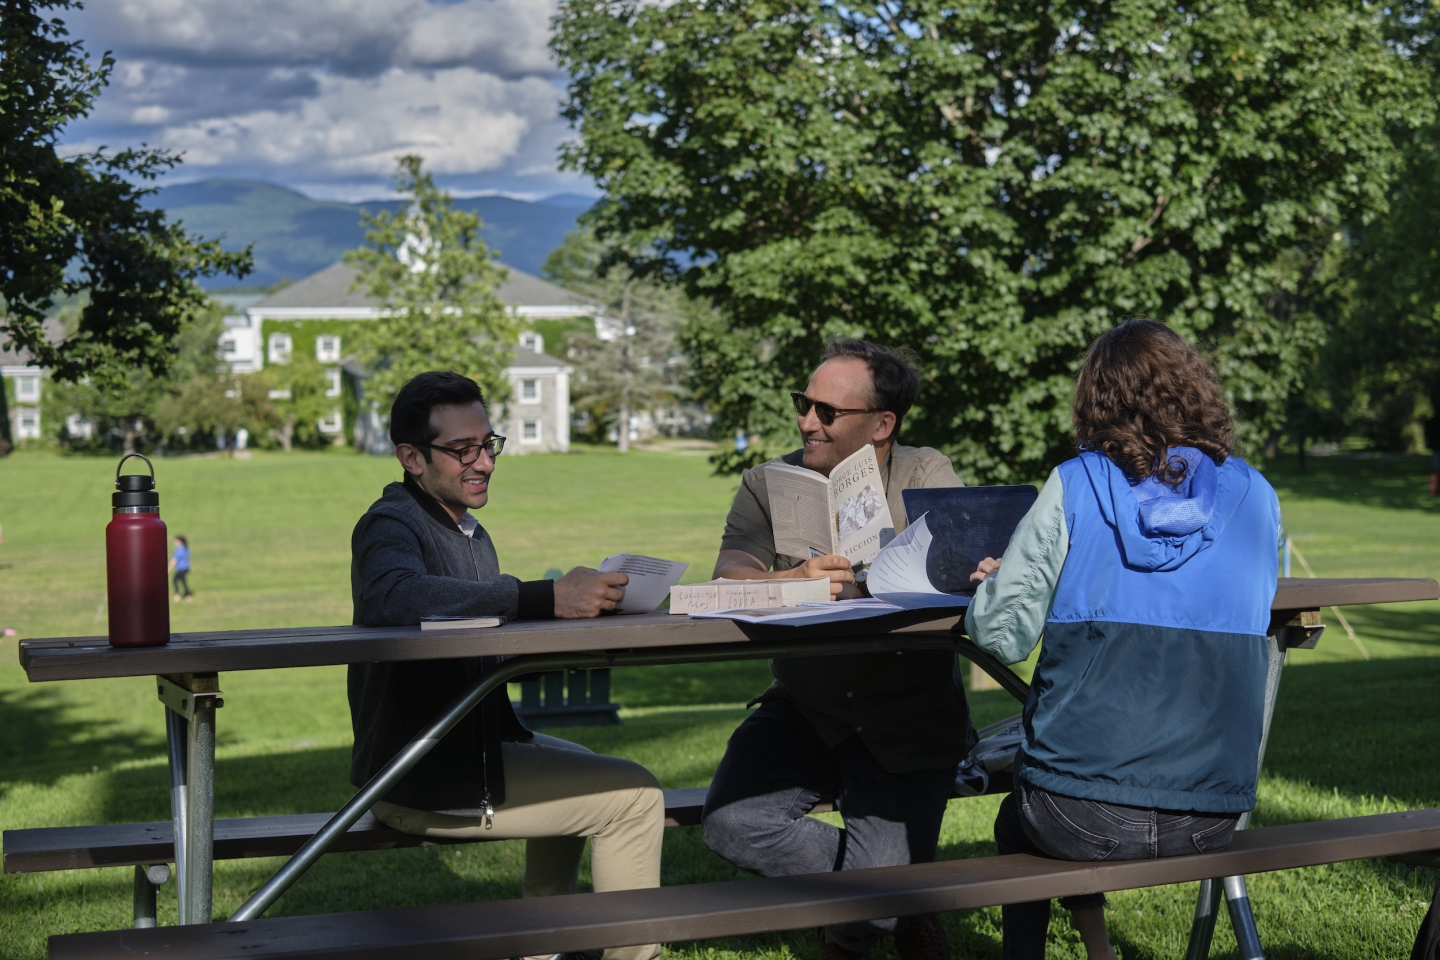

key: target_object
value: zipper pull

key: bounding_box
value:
[483,791,495,830]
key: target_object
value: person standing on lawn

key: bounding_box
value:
[349,371,663,960]
[966,319,1282,960]
[700,338,970,960]
[169,536,193,602]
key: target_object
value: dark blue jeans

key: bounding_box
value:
[995,780,1239,960]
[701,698,954,950]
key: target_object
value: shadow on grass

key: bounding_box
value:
[1263,454,1440,513]
[0,686,165,796]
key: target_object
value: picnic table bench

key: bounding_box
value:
[13,577,1440,960]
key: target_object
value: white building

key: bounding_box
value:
[1,318,73,445]
[224,262,595,454]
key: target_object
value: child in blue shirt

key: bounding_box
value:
[967,319,1282,960]
[169,536,192,602]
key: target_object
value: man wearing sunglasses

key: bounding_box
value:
[701,339,973,960]
[349,371,664,960]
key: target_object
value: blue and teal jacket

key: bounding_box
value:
[965,449,1281,814]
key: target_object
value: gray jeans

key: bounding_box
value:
[701,699,954,950]
[995,780,1239,960]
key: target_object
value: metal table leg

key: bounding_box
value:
[1183,632,1288,958]
[158,673,222,926]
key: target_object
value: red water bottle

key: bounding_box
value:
[107,454,171,647]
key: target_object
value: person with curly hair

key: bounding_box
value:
[966,319,1283,960]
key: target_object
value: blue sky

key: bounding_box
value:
[61,0,595,202]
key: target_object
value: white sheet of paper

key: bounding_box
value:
[866,513,945,596]
[599,554,690,614]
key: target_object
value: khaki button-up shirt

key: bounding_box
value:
[719,444,976,773]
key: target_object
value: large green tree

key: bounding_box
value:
[345,155,517,413]
[553,0,1427,480]
[1,0,252,388]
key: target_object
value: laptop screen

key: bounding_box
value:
[900,485,1040,594]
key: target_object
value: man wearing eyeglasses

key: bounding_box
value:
[701,339,972,960]
[349,371,664,960]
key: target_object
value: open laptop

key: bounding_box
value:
[900,485,1039,595]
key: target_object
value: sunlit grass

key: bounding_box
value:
[0,448,1436,958]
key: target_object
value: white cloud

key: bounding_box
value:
[60,0,581,195]
[156,68,559,176]
[76,0,559,78]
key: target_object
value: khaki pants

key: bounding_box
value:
[373,733,663,960]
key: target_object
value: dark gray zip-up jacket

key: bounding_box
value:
[348,476,554,813]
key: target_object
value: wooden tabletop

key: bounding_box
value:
[18,578,1437,683]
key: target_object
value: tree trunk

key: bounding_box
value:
[617,387,630,453]
[1297,435,1307,473]
[122,424,138,455]
[279,416,295,453]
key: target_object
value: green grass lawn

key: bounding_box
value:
[0,447,1436,958]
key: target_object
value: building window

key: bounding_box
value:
[65,414,94,440]
[324,367,342,398]
[318,408,344,435]
[15,376,40,402]
[268,388,292,400]
[268,333,292,363]
[520,378,540,403]
[522,420,541,443]
[316,335,341,362]
[16,408,40,439]
[520,331,544,353]
[221,337,237,356]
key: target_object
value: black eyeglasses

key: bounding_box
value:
[418,436,506,464]
[791,392,878,426]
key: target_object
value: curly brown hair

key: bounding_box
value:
[1072,319,1234,486]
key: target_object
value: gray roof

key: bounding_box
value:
[0,318,65,368]
[252,262,596,312]
[511,345,566,368]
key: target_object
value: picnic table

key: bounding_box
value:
[15,576,1440,959]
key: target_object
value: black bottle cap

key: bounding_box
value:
[114,454,160,509]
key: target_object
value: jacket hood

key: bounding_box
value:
[1079,448,1252,572]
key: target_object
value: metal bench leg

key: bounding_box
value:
[1223,875,1265,960]
[133,864,171,928]
[1183,634,1286,958]
[186,694,217,924]
[1183,878,1222,960]
[159,673,221,925]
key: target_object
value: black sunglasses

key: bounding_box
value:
[418,436,506,465]
[790,392,878,426]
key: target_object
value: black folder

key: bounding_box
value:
[901,485,1040,595]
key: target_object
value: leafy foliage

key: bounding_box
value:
[542,229,691,450]
[553,0,1427,479]
[0,0,252,387]
[256,349,336,452]
[344,155,517,412]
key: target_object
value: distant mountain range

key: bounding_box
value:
[143,180,595,289]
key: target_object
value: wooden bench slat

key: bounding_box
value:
[47,808,1440,960]
[5,788,717,874]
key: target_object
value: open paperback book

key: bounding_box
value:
[765,444,894,566]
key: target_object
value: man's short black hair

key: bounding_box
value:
[389,371,486,452]
[820,337,921,441]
